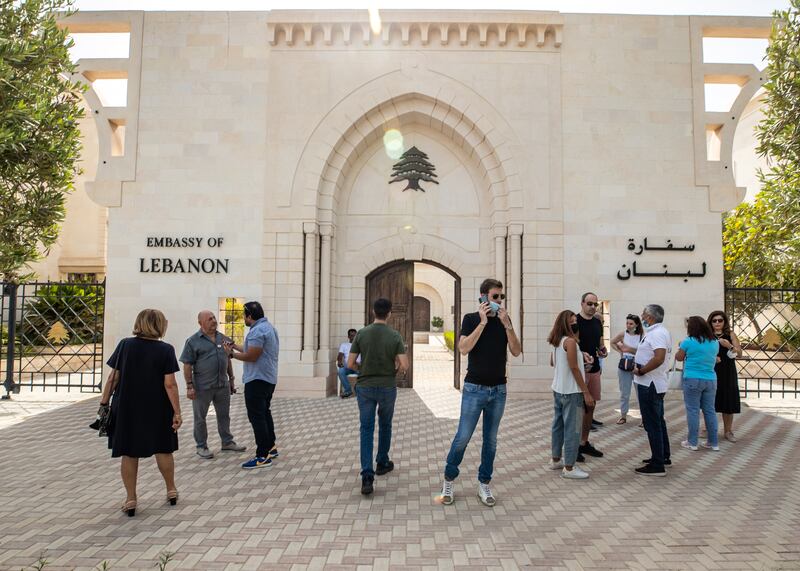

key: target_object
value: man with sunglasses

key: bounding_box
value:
[439,278,521,507]
[577,292,607,461]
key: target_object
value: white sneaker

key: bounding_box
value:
[561,466,590,479]
[548,459,564,470]
[681,440,698,451]
[440,480,454,505]
[477,482,496,507]
[701,441,720,451]
[196,447,214,459]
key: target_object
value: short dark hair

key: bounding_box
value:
[479,279,503,294]
[686,315,715,341]
[347,328,357,335]
[373,298,392,319]
[581,292,598,303]
[243,301,264,321]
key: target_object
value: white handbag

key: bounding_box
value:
[667,360,683,391]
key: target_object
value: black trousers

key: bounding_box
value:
[244,380,276,458]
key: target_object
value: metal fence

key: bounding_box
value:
[725,287,800,398]
[2,280,105,396]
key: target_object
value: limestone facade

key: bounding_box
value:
[62,10,771,397]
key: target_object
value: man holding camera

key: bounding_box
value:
[439,278,521,507]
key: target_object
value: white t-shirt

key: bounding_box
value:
[633,323,672,393]
[552,337,584,394]
[338,342,361,365]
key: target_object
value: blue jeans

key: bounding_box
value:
[355,386,397,477]
[444,382,507,483]
[618,369,636,417]
[551,391,584,466]
[636,382,670,468]
[683,378,718,447]
[338,367,356,395]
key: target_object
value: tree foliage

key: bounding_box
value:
[0,0,85,283]
[723,1,800,289]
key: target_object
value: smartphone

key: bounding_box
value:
[478,294,497,317]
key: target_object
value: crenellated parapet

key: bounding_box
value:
[266,10,563,50]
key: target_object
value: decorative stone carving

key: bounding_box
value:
[267,11,564,50]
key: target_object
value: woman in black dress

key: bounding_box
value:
[708,311,743,443]
[99,309,182,516]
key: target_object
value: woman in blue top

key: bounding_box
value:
[676,316,720,451]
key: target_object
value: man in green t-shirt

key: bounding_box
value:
[347,298,408,496]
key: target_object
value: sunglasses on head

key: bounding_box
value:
[626,314,637,320]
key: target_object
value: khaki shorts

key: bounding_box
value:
[586,371,602,401]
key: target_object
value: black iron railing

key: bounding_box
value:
[1,280,105,397]
[725,287,800,398]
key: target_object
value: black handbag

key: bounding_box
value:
[618,357,635,372]
[89,339,124,437]
[89,403,111,436]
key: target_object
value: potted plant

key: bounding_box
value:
[431,316,444,332]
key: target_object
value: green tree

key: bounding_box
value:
[0,0,85,283]
[723,1,800,289]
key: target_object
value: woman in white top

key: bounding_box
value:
[610,314,643,425]
[548,310,595,479]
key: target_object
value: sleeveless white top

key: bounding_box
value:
[623,331,642,357]
[552,336,584,394]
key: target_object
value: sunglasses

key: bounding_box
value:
[626,314,638,320]
[490,293,505,300]
[584,301,599,307]
[711,318,724,323]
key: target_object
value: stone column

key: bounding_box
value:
[509,224,524,333]
[301,222,318,363]
[493,225,507,284]
[317,224,332,361]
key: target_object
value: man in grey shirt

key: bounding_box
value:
[180,310,246,459]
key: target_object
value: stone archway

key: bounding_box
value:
[292,69,527,391]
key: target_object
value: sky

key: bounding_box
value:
[73,0,787,15]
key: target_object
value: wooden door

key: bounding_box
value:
[366,262,414,388]
[413,296,431,331]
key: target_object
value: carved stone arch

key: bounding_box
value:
[70,75,111,181]
[720,75,767,179]
[352,234,471,280]
[689,16,772,211]
[291,67,524,224]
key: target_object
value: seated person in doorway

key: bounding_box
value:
[337,328,360,398]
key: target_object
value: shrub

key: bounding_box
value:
[17,284,104,346]
[778,322,800,350]
[444,330,455,351]
[431,316,444,329]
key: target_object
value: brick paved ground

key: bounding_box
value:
[1,346,799,570]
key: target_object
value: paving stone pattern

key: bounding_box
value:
[1,367,799,569]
